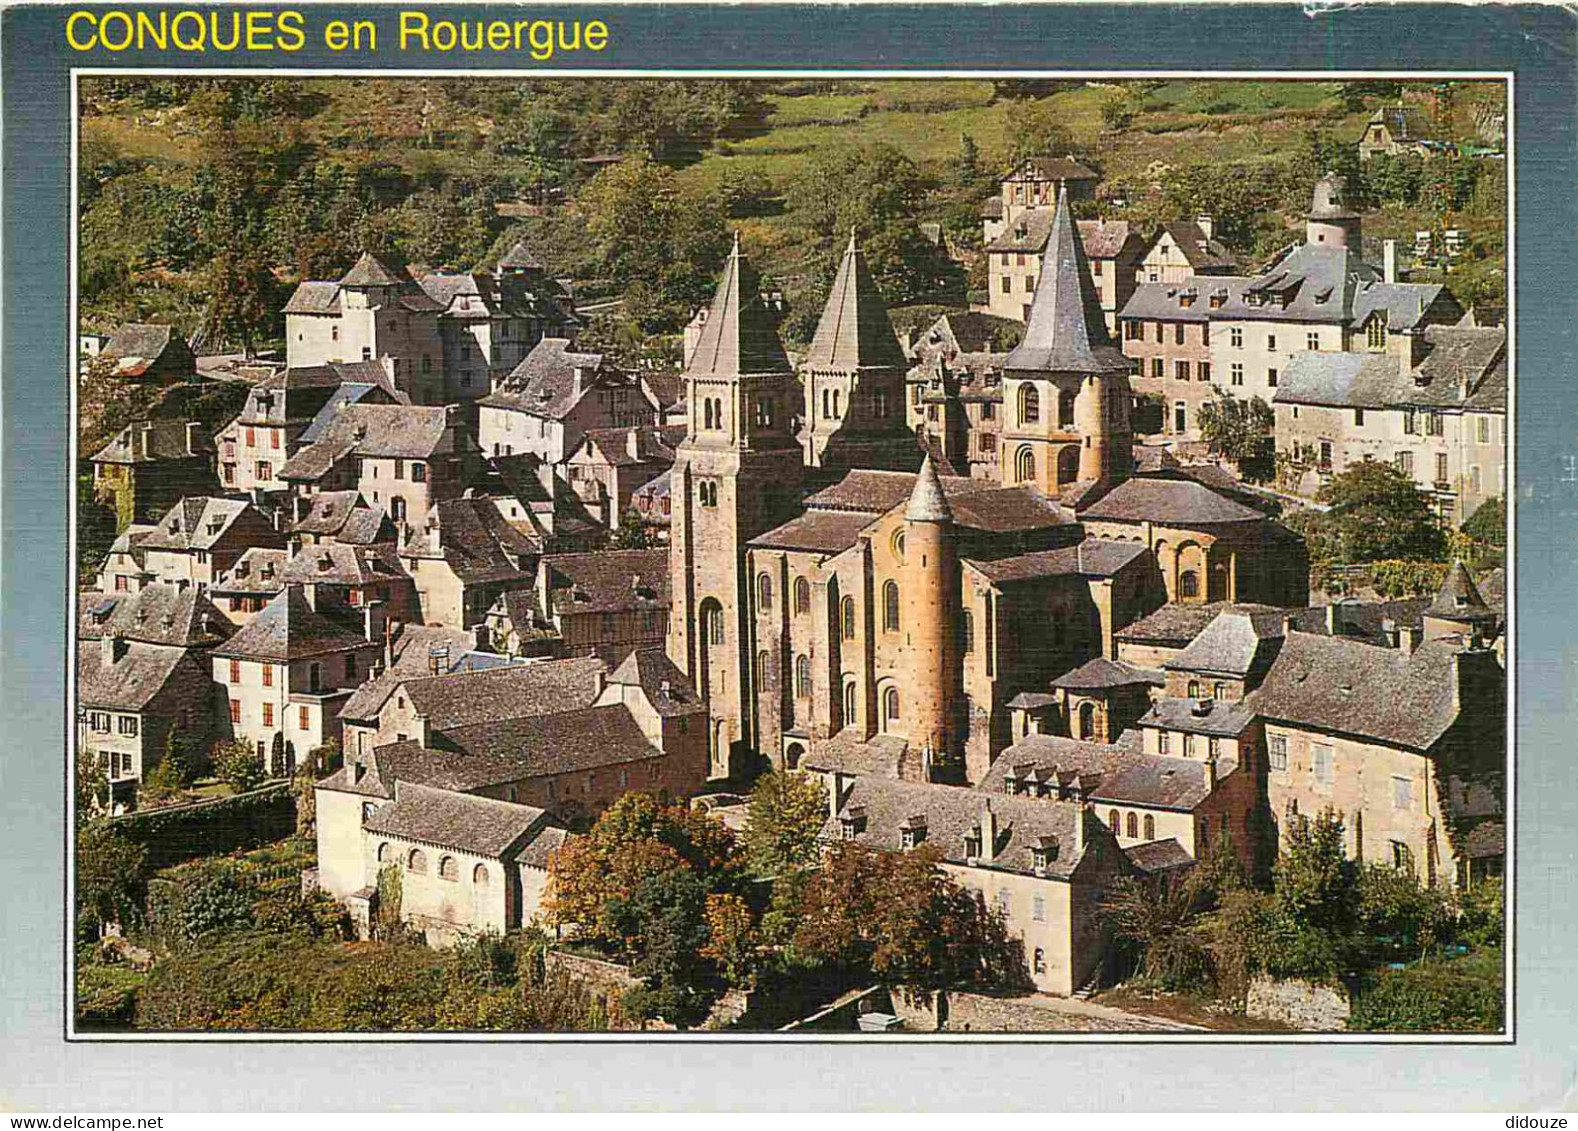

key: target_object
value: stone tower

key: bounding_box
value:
[800,232,921,484]
[999,187,1134,496]
[901,454,962,778]
[1306,172,1362,250]
[668,234,805,779]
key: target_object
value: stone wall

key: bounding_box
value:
[1246,976,1351,1031]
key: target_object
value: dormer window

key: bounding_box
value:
[1032,836,1060,874]
[963,828,982,861]
[899,815,928,850]
[839,806,867,841]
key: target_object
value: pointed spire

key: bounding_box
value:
[684,236,791,380]
[1428,560,1490,620]
[905,453,953,523]
[1002,187,1131,375]
[497,241,542,271]
[803,231,907,372]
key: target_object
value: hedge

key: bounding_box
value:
[107,783,295,871]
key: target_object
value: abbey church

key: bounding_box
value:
[668,189,1309,784]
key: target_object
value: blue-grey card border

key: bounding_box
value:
[4,1,1572,1111]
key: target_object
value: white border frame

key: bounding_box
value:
[65,66,1516,1044]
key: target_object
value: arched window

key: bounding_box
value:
[1078,701,1095,740]
[1179,570,1200,599]
[1056,445,1079,485]
[473,863,490,886]
[757,573,773,611]
[882,580,900,632]
[1214,682,1226,700]
[1125,812,1139,838]
[882,686,900,731]
[794,577,811,615]
[842,679,857,728]
[841,597,856,640]
[890,529,906,563]
[1187,680,1200,699]
[1058,390,1076,427]
[1018,384,1040,425]
[376,842,391,863]
[960,610,974,654]
[701,599,724,646]
[1015,445,1035,484]
[408,848,428,874]
[1033,947,1047,975]
[1109,809,1121,830]
[756,651,769,688]
[439,855,459,881]
[703,399,714,430]
[795,655,811,699]
[1143,814,1156,840]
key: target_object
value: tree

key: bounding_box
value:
[212,740,264,793]
[76,749,111,816]
[1103,870,1214,992]
[545,792,740,949]
[1274,808,1362,945]
[701,892,761,987]
[606,867,719,1028]
[793,843,1026,993]
[1100,92,1137,132]
[144,728,198,799]
[607,511,657,550]
[1315,459,1449,564]
[76,823,147,937]
[1461,496,1505,546]
[1197,391,1275,471]
[741,770,828,878]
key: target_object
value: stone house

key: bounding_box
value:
[1358,104,1447,160]
[95,524,157,595]
[416,242,579,404]
[562,425,681,532]
[211,584,381,776]
[285,490,397,549]
[1273,324,1506,526]
[818,773,1127,996]
[280,542,418,624]
[90,420,217,524]
[904,311,1020,478]
[1253,625,1504,889]
[136,497,285,590]
[982,155,1101,243]
[282,253,447,403]
[477,338,658,465]
[1135,218,1236,286]
[985,211,1145,333]
[278,403,482,536]
[1117,277,1250,438]
[486,547,669,661]
[1035,656,1163,744]
[399,495,539,628]
[96,323,196,384]
[76,583,229,804]
[209,547,289,624]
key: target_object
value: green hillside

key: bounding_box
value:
[77,77,1507,353]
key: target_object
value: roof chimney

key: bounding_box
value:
[138,422,153,460]
[1195,214,1214,241]
[185,421,203,457]
[1072,803,1086,858]
[362,600,386,648]
[1383,239,1399,285]
[100,632,128,668]
[977,800,998,864]
[1398,624,1421,658]
[1204,753,1219,791]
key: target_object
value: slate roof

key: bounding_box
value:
[801,732,912,779]
[233,366,354,427]
[825,776,1099,879]
[213,585,372,661]
[1008,156,1100,183]
[1159,220,1236,272]
[211,548,289,596]
[967,538,1148,584]
[748,510,877,555]
[1003,190,1133,375]
[78,584,229,648]
[280,404,454,482]
[1124,839,1196,874]
[981,736,1221,811]
[91,420,212,464]
[573,425,680,469]
[437,703,663,777]
[298,381,407,443]
[684,235,793,380]
[480,339,616,421]
[542,548,670,616]
[909,310,1022,360]
[140,498,260,552]
[363,780,559,859]
[1078,477,1266,525]
[1414,325,1507,411]
[986,209,1137,260]
[103,324,182,364]
[283,254,443,316]
[340,252,407,288]
[1050,656,1165,691]
[1253,632,1464,750]
[386,656,606,731]
[1166,611,1285,679]
[77,639,207,712]
[282,281,343,317]
[287,492,393,545]
[803,468,993,515]
[333,624,485,722]
[1426,560,1495,624]
[1275,327,1503,412]
[1208,243,1446,329]
[1118,278,1256,324]
[1139,695,1258,738]
[607,648,706,718]
[281,542,407,588]
[803,233,908,373]
[403,497,539,584]
[905,454,953,522]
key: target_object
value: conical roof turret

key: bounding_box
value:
[905,453,953,523]
[1003,188,1131,375]
[1427,560,1492,622]
[339,251,407,288]
[685,233,792,380]
[803,230,908,372]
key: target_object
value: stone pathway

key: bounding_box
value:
[940,991,1206,1033]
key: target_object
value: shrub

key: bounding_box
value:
[1348,948,1504,1033]
[146,861,254,945]
[213,740,264,792]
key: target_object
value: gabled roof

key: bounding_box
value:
[747,510,877,555]
[298,381,406,443]
[984,735,1225,810]
[802,468,992,515]
[78,584,230,648]
[966,538,1148,584]
[340,251,408,288]
[287,491,394,546]
[91,420,212,464]
[281,542,407,588]
[140,497,266,552]
[1002,189,1132,375]
[210,548,289,596]
[1139,694,1258,738]
[383,655,606,731]
[1158,220,1236,272]
[497,241,544,271]
[1165,611,1285,679]
[684,235,792,380]
[1050,656,1164,691]
[213,585,372,661]
[1078,477,1266,525]
[607,647,705,718]
[103,323,185,364]
[803,233,908,373]
[542,548,670,616]
[77,640,207,712]
[433,704,662,778]
[402,497,538,584]
[364,780,559,859]
[280,404,456,482]
[481,338,617,421]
